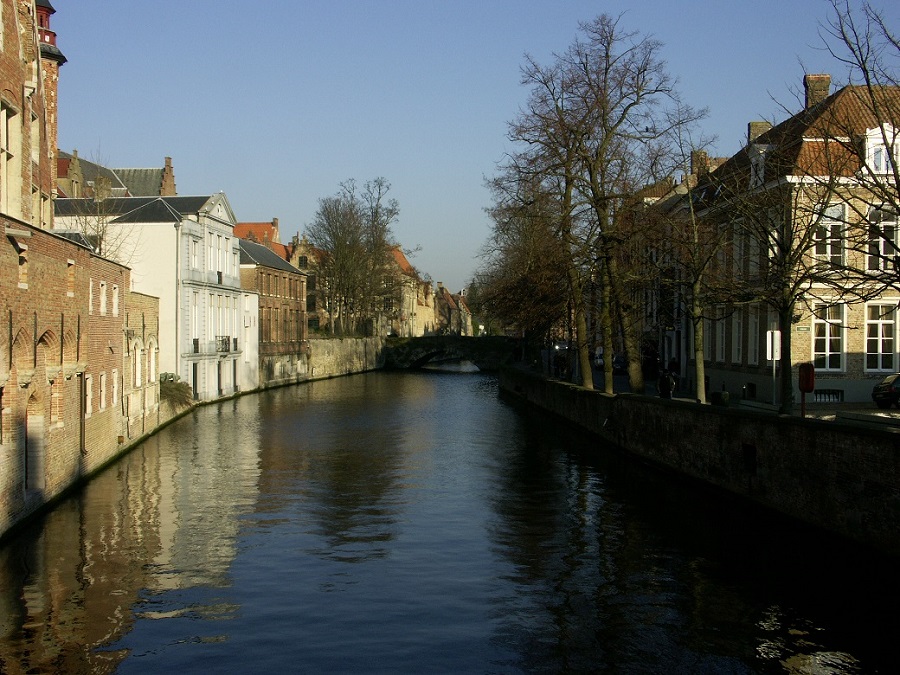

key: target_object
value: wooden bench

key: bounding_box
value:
[814,388,844,403]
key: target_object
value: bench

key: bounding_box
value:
[814,388,844,403]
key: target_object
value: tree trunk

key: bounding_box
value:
[567,263,594,390]
[692,284,706,403]
[778,303,795,415]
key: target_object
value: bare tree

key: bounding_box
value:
[497,13,704,392]
[304,178,400,336]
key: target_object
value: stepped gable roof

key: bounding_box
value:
[55,196,213,223]
[239,238,302,274]
[58,151,129,196]
[115,167,164,197]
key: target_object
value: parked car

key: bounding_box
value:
[872,373,900,409]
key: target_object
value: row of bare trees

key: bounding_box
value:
[474,13,706,393]
[304,177,403,336]
[472,3,900,412]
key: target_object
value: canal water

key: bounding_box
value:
[0,371,897,673]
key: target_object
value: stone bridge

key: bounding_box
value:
[382,335,522,371]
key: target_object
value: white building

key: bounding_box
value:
[55,193,247,400]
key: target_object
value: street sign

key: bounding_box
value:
[766,330,782,361]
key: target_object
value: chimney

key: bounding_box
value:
[690,150,709,176]
[804,74,831,109]
[272,217,279,240]
[748,121,773,144]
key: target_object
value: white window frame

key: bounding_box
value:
[865,125,898,175]
[813,204,845,267]
[867,208,898,272]
[812,303,845,371]
[866,303,897,372]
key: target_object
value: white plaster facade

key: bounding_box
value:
[55,193,250,401]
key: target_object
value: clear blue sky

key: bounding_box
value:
[53,1,897,293]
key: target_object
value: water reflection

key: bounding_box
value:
[0,372,897,673]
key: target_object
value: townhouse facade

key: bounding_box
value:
[54,194,243,401]
[1,0,160,536]
[435,283,473,336]
[672,74,900,404]
[238,237,308,388]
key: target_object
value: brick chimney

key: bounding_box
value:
[748,121,773,144]
[804,74,831,109]
[690,150,709,176]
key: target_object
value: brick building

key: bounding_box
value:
[239,237,307,387]
[1,0,160,537]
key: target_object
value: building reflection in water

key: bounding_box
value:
[0,398,262,673]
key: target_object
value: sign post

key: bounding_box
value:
[766,330,781,406]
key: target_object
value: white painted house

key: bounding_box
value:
[54,193,251,400]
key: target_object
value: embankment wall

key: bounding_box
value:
[306,337,384,380]
[500,367,900,558]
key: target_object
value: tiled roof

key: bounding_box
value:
[234,222,278,243]
[115,168,164,197]
[707,84,900,190]
[390,246,417,276]
[239,239,303,274]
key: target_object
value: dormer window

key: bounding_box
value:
[865,125,897,175]
[749,144,771,188]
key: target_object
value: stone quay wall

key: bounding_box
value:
[499,367,900,558]
[306,337,385,380]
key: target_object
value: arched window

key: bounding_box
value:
[132,342,142,387]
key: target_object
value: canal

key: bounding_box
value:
[0,371,897,673]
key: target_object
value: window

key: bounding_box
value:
[89,278,94,313]
[133,344,142,387]
[112,368,119,406]
[1,100,22,215]
[813,205,844,267]
[731,309,743,365]
[866,125,897,175]
[191,239,199,268]
[866,304,896,371]
[85,374,93,417]
[813,303,844,371]
[192,291,199,339]
[749,144,770,188]
[867,209,898,272]
[99,373,107,410]
[99,280,107,315]
[67,259,75,297]
[112,284,119,316]
[715,307,725,362]
[17,247,27,287]
[748,305,760,366]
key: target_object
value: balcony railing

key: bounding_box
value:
[215,335,231,353]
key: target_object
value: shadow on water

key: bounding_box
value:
[494,402,900,673]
